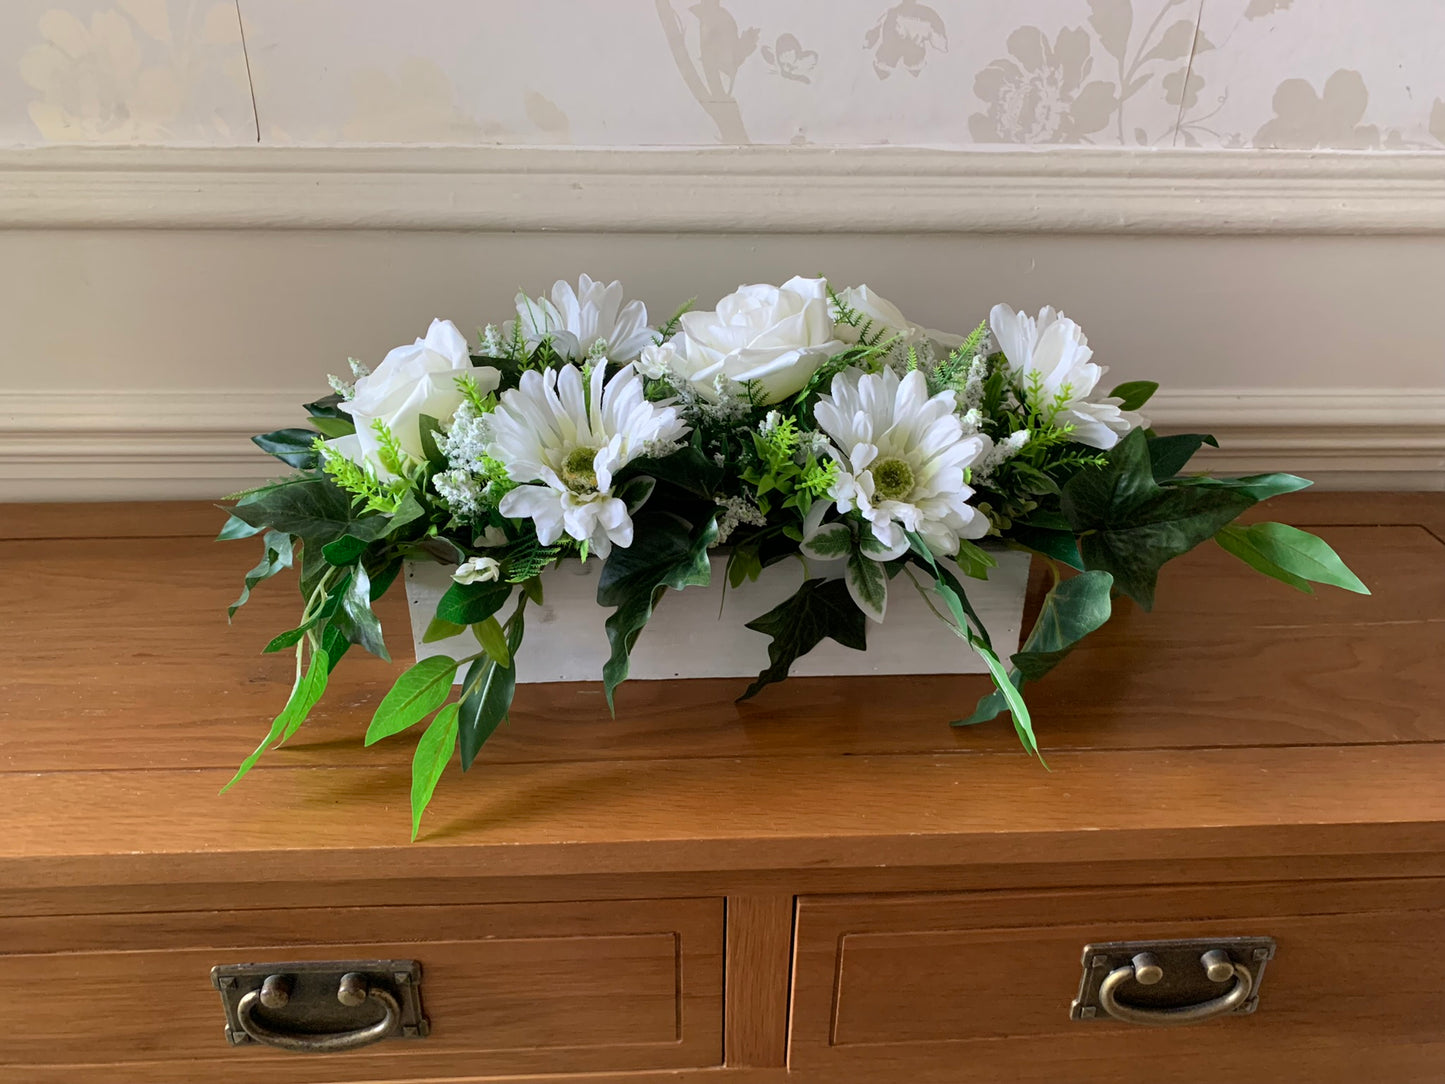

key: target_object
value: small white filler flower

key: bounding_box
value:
[452,556,501,584]
[488,364,689,558]
[813,367,990,559]
[509,275,656,363]
[988,304,1144,450]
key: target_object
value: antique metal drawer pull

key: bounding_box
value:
[211,959,429,1053]
[1071,937,1276,1026]
[236,972,401,1053]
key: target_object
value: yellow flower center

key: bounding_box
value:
[561,446,599,495]
[872,456,915,502]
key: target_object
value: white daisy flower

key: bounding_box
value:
[813,367,990,560]
[488,363,688,559]
[988,304,1145,450]
[507,275,656,363]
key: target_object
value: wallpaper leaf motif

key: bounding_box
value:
[1254,69,1380,149]
[656,0,753,142]
[1244,0,1296,17]
[1087,0,1134,62]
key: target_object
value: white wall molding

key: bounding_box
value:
[5,145,1445,234]
[3,388,1440,502]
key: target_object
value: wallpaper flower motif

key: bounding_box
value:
[761,33,818,84]
[970,26,1116,143]
[864,0,947,80]
[18,1,250,142]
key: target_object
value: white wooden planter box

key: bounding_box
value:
[405,551,1032,684]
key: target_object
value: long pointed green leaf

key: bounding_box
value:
[222,647,330,791]
[1220,522,1368,594]
[366,655,458,745]
[458,606,525,768]
[410,703,459,840]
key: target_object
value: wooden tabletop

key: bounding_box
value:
[1,493,1442,894]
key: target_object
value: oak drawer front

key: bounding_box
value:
[792,879,1445,1082]
[0,898,722,1083]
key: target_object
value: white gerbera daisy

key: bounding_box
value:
[813,367,989,559]
[988,304,1145,450]
[508,275,656,363]
[488,363,688,558]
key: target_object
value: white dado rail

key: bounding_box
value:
[3,145,1445,233]
[0,145,1442,500]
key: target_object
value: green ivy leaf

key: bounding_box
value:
[410,702,459,841]
[221,646,330,792]
[232,476,354,540]
[598,512,718,710]
[1146,432,1219,481]
[622,445,725,498]
[228,530,294,619]
[740,578,866,701]
[845,552,888,622]
[339,563,389,661]
[457,604,525,769]
[217,514,265,541]
[1062,429,1254,609]
[436,578,514,626]
[252,428,322,470]
[1217,522,1368,595]
[1007,524,1083,570]
[1109,380,1159,412]
[365,655,458,745]
[1010,570,1116,682]
[615,475,657,515]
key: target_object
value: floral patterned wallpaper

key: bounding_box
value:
[1,0,1443,150]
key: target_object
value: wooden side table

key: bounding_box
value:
[1,492,1442,1083]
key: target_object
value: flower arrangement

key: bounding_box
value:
[221,274,1367,836]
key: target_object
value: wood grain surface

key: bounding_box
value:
[0,493,1441,888]
[2,492,1443,1083]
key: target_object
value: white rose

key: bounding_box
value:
[669,276,845,404]
[453,555,501,584]
[832,285,965,349]
[341,319,501,475]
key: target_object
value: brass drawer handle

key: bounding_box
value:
[236,972,401,1053]
[1097,950,1253,1026]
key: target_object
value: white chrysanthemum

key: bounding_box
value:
[507,275,655,363]
[488,363,688,558]
[988,304,1144,450]
[813,367,989,559]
